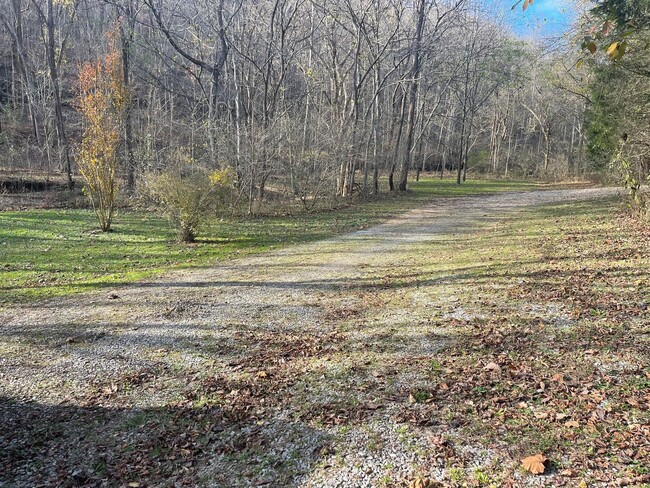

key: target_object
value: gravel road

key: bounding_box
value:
[0,187,623,487]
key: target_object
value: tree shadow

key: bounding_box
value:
[0,395,333,487]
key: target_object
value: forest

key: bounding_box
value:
[3,0,642,223]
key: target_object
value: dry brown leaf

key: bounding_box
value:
[617,478,634,487]
[408,477,435,488]
[521,454,547,475]
[484,362,501,372]
[565,420,580,428]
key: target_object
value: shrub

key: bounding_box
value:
[625,172,650,222]
[145,167,233,242]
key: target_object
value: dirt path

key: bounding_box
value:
[0,187,627,487]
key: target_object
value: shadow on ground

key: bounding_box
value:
[0,395,332,487]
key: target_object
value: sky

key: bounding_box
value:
[495,0,579,39]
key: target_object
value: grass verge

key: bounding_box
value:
[0,178,540,305]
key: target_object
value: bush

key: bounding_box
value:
[76,39,128,232]
[145,167,233,242]
[625,174,650,223]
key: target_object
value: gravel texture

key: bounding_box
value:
[0,187,623,487]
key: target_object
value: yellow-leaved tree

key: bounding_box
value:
[76,32,128,232]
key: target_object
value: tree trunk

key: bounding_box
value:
[456,112,467,185]
[44,0,73,189]
[389,90,407,192]
[397,0,426,192]
[119,3,136,190]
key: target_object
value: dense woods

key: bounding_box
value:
[0,0,600,216]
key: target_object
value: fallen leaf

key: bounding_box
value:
[565,420,580,428]
[484,362,501,372]
[408,477,436,488]
[602,20,614,36]
[521,454,547,475]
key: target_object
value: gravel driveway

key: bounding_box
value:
[0,187,623,487]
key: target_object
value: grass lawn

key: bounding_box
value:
[0,178,541,305]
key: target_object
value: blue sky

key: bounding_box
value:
[496,0,579,38]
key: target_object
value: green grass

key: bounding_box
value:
[0,178,545,305]
[408,177,541,196]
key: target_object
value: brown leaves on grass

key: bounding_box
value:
[85,366,167,405]
[521,454,547,474]
[323,305,364,321]
[393,310,650,482]
[302,402,376,426]
[408,215,650,485]
[515,218,650,323]
[227,330,342,369]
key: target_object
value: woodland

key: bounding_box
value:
[2,0,645,225]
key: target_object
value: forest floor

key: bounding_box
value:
[2,187,649,487]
